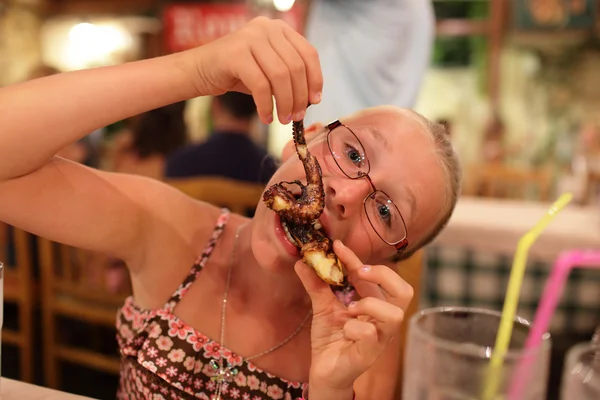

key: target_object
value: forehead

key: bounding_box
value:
[342,108,448,245]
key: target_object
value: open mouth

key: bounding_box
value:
[279,191,326,247]
[262,118,345,286]
[280,217,324,247]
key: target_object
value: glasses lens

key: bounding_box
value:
[364,191,407,244]
[328,126,369,178]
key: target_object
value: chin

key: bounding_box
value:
[250,204,301,273]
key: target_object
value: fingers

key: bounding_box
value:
[343,319,379,362]
[355,264,414,311]
[282,23,323,106]
[243,18,322,125]
[333,240,413,310]
[347,298,404,339]
[269,32,308,121]
[250,44,294,124]
[294,260,337,314]
[236,50,275,124]
[333,240,364,274]
[333,240,385,300]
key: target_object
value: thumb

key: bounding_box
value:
[294,260,337,313]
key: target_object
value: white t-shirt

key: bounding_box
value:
[304,0,435,125]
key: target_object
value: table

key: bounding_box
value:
[424,196,600,335]
[1,378,94,399]
[432,196,600,263]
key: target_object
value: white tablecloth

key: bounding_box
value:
[432,196,600,263]
[1,378,94,399]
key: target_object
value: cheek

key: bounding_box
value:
[336,218,390,263]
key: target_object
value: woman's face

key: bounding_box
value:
[251,106,448,271]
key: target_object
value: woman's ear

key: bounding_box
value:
[281,122,325,162]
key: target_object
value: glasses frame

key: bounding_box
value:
[325,120,409,254]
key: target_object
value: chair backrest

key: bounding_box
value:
[393,249,424,399]
[0,223,35,382]
[583,170,600,205]
[464,164,552,201]
[1,224,34,303]
[38,238,131,386]
[38,239,130,312]
[166,176,266,216]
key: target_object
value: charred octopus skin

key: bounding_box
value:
[263,120,325,223]
[263,119,345,286]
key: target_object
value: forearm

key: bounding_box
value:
[0,49,200,180]
[306,384,354,400]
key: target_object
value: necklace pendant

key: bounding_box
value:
[210,358,238,385]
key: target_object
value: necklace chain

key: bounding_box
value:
[213,223,312,393]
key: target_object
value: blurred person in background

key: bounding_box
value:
[110,101,188,180]
[165,91,278,184]
[303,0,435,125]
[481,113,506,165]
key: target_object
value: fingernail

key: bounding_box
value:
[265,115,273,124]
[293,110,305,121]
[348,301,357,308]
[361,265,371,273]
[283,114,293,124]
[312,92,322,103]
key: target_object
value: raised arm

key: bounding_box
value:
[0,17,323,264]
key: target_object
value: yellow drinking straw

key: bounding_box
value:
[482,192,573,400]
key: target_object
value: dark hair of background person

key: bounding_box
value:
[215,91,257,120]
[131,101,189,159]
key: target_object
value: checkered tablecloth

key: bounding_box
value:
[423,244,600,336]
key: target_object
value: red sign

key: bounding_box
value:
[163,3,305,53]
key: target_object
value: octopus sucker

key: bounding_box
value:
[263,118,345,286]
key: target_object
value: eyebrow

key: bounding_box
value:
[364,127,389,148]
[402,185,417,221]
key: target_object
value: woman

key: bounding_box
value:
[0,17,460,399]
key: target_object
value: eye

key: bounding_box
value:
[343,144,366,168]
[376,201,393,227]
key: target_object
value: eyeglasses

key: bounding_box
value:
[325,120,409,253]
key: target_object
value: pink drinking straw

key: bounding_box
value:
[508,250,600,400]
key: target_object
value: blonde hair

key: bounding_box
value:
[394,113,462,261]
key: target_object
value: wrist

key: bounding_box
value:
[168,47,215,99]
[302,383,355,400]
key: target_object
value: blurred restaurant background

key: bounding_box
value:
[0,0,599,399]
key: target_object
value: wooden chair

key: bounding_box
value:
[166,176,266,215]
[583,170,600,205]
[393,249,424,399]
[1,224,35,382]
[464,163,552,201]
[38,238,131,389]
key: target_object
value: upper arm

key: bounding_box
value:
[0,156,198,265]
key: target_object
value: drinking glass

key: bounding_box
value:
[402,307,551,400]
[560,342,600,399]
[0,262,3,384]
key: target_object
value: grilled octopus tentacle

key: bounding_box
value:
[285,220,344,286]
[262,117,345,286]
[262,121,325,224]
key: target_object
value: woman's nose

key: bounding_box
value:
[325,177,371,218]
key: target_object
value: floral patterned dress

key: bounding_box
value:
[116,209,307,399]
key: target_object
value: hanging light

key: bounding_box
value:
[273,0,295,12]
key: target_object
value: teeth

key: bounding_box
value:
[313,221,322,230]
[280,220,298,246]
